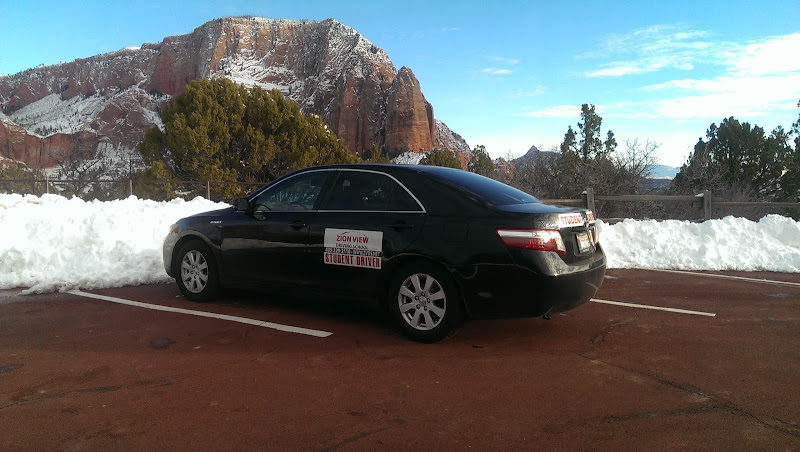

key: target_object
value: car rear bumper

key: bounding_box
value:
[460,247,607,319]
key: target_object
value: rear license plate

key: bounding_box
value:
[577,232,592,252]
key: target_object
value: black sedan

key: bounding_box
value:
[163,164,606,342]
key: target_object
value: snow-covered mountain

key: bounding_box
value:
[651,164,681,179]
[434,119,471,155]
[0,17,467,169]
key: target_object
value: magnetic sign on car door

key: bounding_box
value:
[323,228,384,270]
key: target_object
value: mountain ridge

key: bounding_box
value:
[0,17,469,169]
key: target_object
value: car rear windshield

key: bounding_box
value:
[424,168,541,206]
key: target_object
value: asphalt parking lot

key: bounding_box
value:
[2,269,799,451]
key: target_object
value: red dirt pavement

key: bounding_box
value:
[1,269,799,450]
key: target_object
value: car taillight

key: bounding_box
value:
[496,229,566,254]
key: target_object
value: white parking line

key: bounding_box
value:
[591,298,716,317]
[645,269,800,288]
[68,290,333,338]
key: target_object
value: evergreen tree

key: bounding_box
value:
[778,105,800,201]
[671,117,792,200]
[467,145,495,176]
[552,104,621,196]
[0,161,49,195]
[137,79,358,200]
[515,105,653,205]
[364,143,390,163]
[419,149,462,169]
[560,104,615,162]
[578,104,604,162]
[604,130,618,155]
[559,126,577,155]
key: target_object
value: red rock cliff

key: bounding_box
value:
[0,17,462,168]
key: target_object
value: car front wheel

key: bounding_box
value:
[388,262,461,343]
[175,240,220,302]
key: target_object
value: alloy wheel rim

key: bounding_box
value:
[181,250,209,293]
[397,273,447,331]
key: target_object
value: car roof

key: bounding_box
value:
[306,163,462,176]
[307,163,419,170]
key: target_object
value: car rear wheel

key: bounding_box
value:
[388,262,461,343]
[175,240,220,302]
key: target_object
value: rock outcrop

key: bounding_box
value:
[0,17,467,169]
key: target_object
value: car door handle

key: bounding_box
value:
[289,220,307,230]
[391,221,414,231]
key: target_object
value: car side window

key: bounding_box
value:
[324,171,421,212]
[252,171,329,212]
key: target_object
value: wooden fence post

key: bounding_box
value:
[206,181,211,200]
[703,190,711,221]
[583,187,595,212]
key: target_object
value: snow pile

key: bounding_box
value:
[8,86,164,138]
[392,151,426,165]
[601,215,800,272]
[0,194,228,293]
[1,193,799,294]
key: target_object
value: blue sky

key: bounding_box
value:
[2,1,799,166]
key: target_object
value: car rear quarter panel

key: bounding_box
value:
[401,199,606,319]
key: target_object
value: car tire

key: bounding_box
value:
[175,240,220,302]
[388,262,462,343]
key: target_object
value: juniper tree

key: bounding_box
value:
[137,78,358,200]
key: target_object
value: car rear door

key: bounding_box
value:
[306,169,426,296]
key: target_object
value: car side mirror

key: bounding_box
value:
[234,198,249,211]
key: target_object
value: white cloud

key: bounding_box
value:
[490,56,521,65]
[519,105,581,118]
[578,27,800,120]
[482,67,512,75]
[479,56,519,76]
[586,65,645,77]
[644,72,800,119]
[581,23,716,77]
[511,28,800,164]
[725,33,800,77]
[589,24,712,56]
[505,86,548,98]
[584,26,800,82]
[647,73,800,94]
[654,93,796,120]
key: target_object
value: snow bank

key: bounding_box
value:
[1,193,799,294]
[0,194,228,293]
[601,215,800,272]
